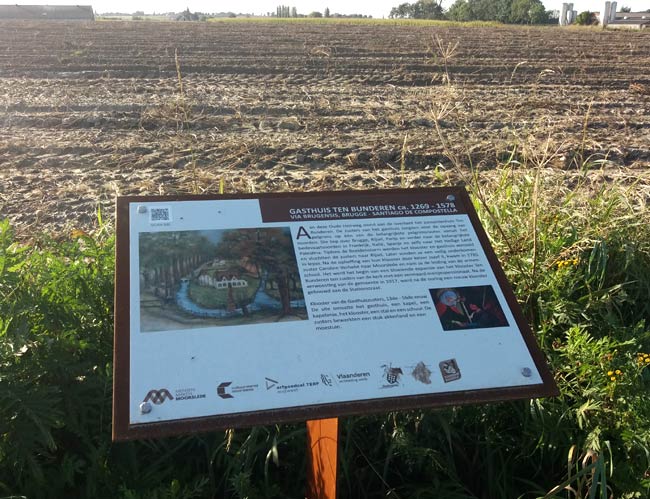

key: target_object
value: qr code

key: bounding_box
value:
[149,206,171,223]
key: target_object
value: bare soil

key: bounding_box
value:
[0,20,648,236]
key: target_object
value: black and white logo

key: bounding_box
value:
[143,389,173,405]
[217,382,234,399]
[380,364,403,388]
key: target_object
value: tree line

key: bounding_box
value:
[390,0,558,24]
[273,5,369,18]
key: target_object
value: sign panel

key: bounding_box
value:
[113,188,557,440]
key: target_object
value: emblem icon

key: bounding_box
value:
[411,361,432,384]
[217,382,234,399]
[382,365,403,385]
[143,389,173,405]
[439,359,461,383]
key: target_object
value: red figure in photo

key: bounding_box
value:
[431,286,509,331]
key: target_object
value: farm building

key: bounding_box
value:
[607,13,650,30]
[598,1,650,29]
[0,5,94,20]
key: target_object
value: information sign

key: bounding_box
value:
[113,188,558,441]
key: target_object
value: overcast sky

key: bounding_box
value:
[15,0,650,17]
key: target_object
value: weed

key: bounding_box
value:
[428,34,459,85]
[1,159,649,496]
[400,134,408,188]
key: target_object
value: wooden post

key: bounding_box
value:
[306,418,338,499]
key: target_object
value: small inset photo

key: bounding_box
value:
[430,285,509,331]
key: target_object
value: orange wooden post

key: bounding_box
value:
[306,418,339,499]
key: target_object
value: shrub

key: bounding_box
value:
[575,11,597,25]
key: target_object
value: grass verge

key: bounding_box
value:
[0,166,649,497]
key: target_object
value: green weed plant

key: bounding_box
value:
[0,164,649,497]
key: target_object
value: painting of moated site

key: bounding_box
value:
[138,227,307,332]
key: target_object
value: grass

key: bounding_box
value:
[95,15,505,27]
[204,16,505,27]
[1,158,649,497]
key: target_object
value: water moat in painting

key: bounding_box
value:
[138,228,307,332]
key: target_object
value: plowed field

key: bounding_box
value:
[1,20,649,235]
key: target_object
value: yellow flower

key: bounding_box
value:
[607,370,614,376]
[645,358,650,363]
[610,376,616,381]
[71,229,89,239]
[615,369,622,375]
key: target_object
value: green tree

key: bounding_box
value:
[414,0,445,19]
[509,0,534,23]
[445,0,550,23]
[446,0,471,21]
[493,0,513,22]
[472,0,494,20]
[276,5,292,17]
[390,2,413,18]
[575,10,597,24]
[139,231,215,301]
[447,0,496,21]
[528,2,549,23]
[389,0,444,19]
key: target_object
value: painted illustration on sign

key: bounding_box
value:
[138,227,307,332]
[430,285,509,331]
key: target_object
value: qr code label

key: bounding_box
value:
[149,206,172,223]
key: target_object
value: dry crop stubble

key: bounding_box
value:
[0,21,649,237]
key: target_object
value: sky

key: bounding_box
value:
[14,0,650,17]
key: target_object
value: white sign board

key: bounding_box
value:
[113,188,557,440]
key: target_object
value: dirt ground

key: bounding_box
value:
[0,20,648,237]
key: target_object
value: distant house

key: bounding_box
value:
[0,5,95,20]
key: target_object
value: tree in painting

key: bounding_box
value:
[139,232,216,300]
[214,228,301,316]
